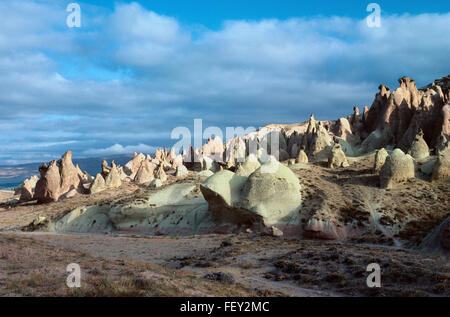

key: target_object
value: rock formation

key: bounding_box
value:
[373,148,389,173]
[295,148,308,164]
[19,175,39,202]
[328,143,349,168]
[379,149,415,189]
[176,165,188,178]
[431,148,450,182]
[124,152,145,178]
[90,174,106,194]
[105,162,122,189]
[34,161,61,203]
[155,164,167,182]
[200,159,302,227]
[408,130,429,159]
[149,178,163,189]
[59,150,83,194]
[235,154,260,177]
[134,159,155,185]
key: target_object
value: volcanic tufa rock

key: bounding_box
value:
[431,149,450,182]
[124,153,145,178]
[172,154,183,169]
[196,170,214,180]
[408,130,429,159]
[19,175,39,202]
[373,148,389,173]
[295,149,308,164]
[59,151,83,194]
[34,161,61,203]
[436,131,449,154]
[90,174,106,194]
[105,162,122,189]
[235,154,261,177]
[155,164,167,182]
[176,165,188,178]
[149,178,163,189]
[202,136,224,162]
[309,123,333,157]
[200,159,302,226]
[134,160,155,185]
[328,143,349,168]
[101,160,111,177]
[379,149,415,189]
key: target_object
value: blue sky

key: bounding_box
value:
[0,0,449,165]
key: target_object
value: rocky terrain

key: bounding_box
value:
[0,75,449,297]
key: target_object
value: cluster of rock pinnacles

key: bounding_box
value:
[17,76,449,203]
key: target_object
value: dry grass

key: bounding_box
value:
[0,233,255,297]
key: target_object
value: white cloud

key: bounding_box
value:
[84,143,157,156]
[0,1,449,165]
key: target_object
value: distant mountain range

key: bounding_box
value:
[0,154,135,190]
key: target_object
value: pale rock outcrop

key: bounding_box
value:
[101,160,111,177]
[134,159,155,185]
[154,148,164,161]
[373,148,389,173]
[436,131,449,153]
[105,162,122,189]
[176,165,188,178]
[379,149,415,189]
[335,117,359,145]
[309,122,333,157]
[359,126,393,154]
[155,165,167,182]
[431,149,450,182]
[172,154,183,169]
[196,170,214,180]
[441,102,450,138]
[124,153,145,178]
[202,136,224,162]
[328,143,349,168]
[59,151,82,195]
[201,156,219,172]
[19,175,39,202]
[168,148,177,162]
[200,160,302,226]
[408,130,429,159]
[363,77,448,151]
[235,154,261,177]
[34,161,61,203]
[225,137,246,164]
[90,174,106,194]
[295,149,308,164]
[268,226,283,237]
[149,178,163,189]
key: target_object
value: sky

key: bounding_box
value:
[0,0,449,165]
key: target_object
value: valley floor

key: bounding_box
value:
[0,231,448,297]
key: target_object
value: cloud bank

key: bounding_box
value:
[0,1,449,165]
